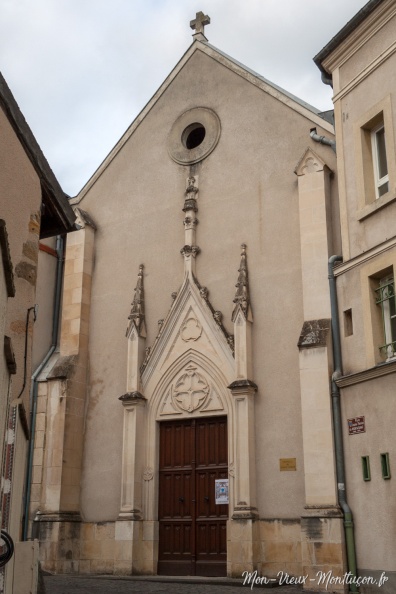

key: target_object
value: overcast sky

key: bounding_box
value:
[1,0,367,197]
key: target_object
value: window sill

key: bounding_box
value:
[357,191,396,221]
[335,358,396,387]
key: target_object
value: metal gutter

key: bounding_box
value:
[313,0,385,76]
[328,255,358,593]
[22,236,65,541]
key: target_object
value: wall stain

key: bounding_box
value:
[15,261,37,285]
[22,240,39,263]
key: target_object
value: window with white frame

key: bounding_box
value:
[371,122,389,199]
[375,275,396,360]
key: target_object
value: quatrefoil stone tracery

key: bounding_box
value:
[172,365,210,413]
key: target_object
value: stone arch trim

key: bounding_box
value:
[143,349,235,522]
[149,348,232,421]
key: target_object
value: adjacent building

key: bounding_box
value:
[0,73,75,592]
[315,0,396,590]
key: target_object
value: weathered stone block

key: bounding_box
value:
[95,522,115,541]
[80,540,101,560]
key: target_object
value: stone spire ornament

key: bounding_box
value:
[127,264,146,338]
[181,176,200,275]
[190,11,210,42]
[232,244,251,321]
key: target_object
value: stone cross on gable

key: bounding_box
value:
[190,11,210,41]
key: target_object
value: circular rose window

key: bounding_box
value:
[168,107,221,165]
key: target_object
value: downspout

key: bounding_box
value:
[22,235,65,541]
[328,255,358,593]
[310,127,336,153]
[321,71,333,88]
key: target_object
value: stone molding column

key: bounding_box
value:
[37,209,96,518]
[228,380,258,519]
[181,176,200,277]
[227,244,260,575]
[118,393,147,520]
[296,150,346,590]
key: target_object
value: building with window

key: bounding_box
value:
[25,1,396,593]
[0,73,75,593]
[315,0,396,590]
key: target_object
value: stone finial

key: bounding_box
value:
[190,11,210,41]
[232,244,251,321]
[199,286,209,300]
[128,264,146,337]
[214,311,223,325]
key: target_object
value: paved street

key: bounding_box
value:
[44,575,318,594]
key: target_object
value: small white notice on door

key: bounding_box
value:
[215,479,229,504]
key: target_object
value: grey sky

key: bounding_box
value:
[1,0,367,196]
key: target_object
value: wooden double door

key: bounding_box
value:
[158,416,228,576]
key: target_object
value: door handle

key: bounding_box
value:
[204,496,209,502]
[178,497,184,503]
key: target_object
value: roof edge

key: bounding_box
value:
[73,40,334,204]
[0,72,76,234]
[313,0,384,75]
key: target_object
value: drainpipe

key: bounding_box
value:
[328,255,358,593]
[310,127,336,153]
[321,71,333,88]
[23,235,65,541]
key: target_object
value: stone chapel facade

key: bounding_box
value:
[29,3,396,592]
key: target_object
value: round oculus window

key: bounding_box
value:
[168,107,220,165]
[182,123,206,149]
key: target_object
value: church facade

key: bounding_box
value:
[29,2,395,592]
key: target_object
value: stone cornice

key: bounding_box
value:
[333,235,396,276]
[336,359,396,387]
[318,0,394,76]
[35,512,82,523]
[118,391,147,402]
[332,38,396,103]
[227,379,258,392]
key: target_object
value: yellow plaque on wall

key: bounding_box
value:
[279,458,297,471]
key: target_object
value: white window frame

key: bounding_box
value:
[371,122,389,199]
[376,275,396,361]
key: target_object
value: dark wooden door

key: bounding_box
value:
[158,416,228,576]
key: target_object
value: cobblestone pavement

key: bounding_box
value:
[44,575,319,594]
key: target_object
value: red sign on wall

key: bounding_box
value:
[348,416,365,435]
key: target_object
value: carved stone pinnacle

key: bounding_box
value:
[232,243,251,321]
[127,264,146,337]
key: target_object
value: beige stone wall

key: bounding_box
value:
[325,7,396,261]
[340,374,396,574]
[260,519,302,578]
[0,100,46,589]
[38,518,305,579]
[73,49,338,524]
[319,1,396,583]
[0,107,42,404]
